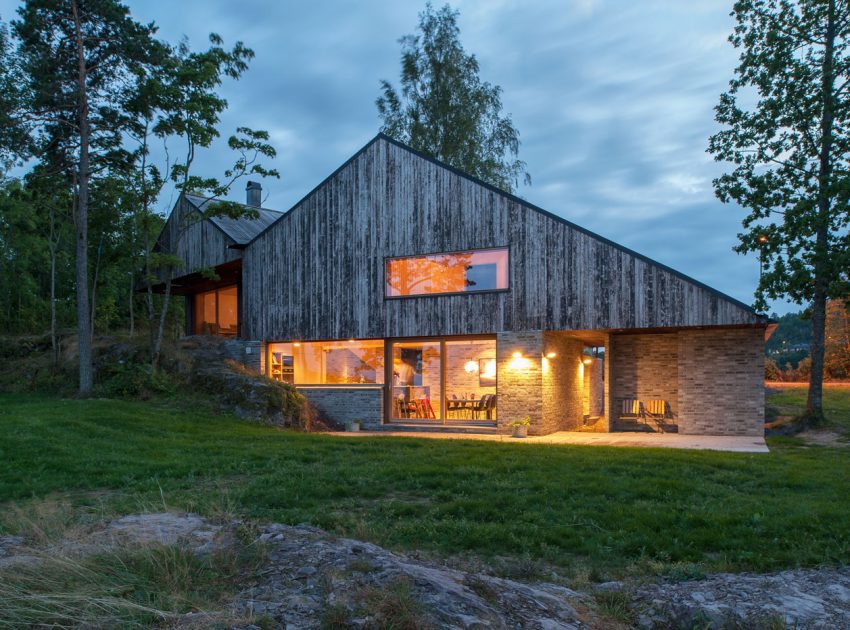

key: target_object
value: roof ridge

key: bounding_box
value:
[184,191,283,214]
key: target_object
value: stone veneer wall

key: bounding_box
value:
[610,333,679,420]
[582,357,604,417]
[297,386,384,429]
[677,328,764,435]
[542,332,584,432]
[496,330,584,435]
[496,331,544,432]
[222,339,264,373]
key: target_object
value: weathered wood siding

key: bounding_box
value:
[242,138,763,341]
[156,196,241,278]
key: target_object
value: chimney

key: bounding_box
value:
[246,181,262,207]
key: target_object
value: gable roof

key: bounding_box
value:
[184,193,283,245]
[246,133,765,321]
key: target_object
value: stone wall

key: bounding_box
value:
[496,330,585,435]
[610,332,679,421]
[677,328,764,435]
[222,339,264,373]
[582,357,604,418]
[297,386,384,429]
[542,332,584,432]
[496,331,544,432]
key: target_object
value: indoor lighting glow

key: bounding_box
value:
[546,352,557,359]
[583,357,593,365]
[464,360,479,374]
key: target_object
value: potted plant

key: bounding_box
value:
[509,416,531,438]
[348,419,361,432]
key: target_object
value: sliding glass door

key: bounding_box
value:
[389,340,442,421]
[387,337,497,424]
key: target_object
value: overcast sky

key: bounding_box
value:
[1,0,794,314]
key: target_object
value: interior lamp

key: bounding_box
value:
[464,360,479,374]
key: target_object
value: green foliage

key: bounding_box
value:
[509,415,531,427]
[377,3,529,193]
[709,1,850,311]
[0,2,278,356]
[95,360,178,398]
[2,391,850,577]
[709,0,850,417]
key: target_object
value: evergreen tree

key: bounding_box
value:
[11,0,164,394]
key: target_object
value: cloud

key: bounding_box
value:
[0,0,792,313]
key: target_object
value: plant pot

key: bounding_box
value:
[511,425,528,438]
[348,421,361,432]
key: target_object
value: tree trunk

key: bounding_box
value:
[89,234,104,343]
[72,0,93,395]
[128,271,135,338]
[48,207,59,369]
[806,0,836,424]
[151,274,171,371]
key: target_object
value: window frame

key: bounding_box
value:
[266,338,387,386]
[192,284,240,336]
[383,245,511,299]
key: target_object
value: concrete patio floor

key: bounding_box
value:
[331,430,769,453]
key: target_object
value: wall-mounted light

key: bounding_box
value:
[293,342,301,347]
[348,339,355,343]
[582,357,593,365]
[509,351,531,370]
[546,352,557,359]
[464,360,479,374]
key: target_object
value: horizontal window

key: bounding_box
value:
[268,340,385,385]
[386,247,509,297]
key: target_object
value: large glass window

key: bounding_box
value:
[445,339,497,421]
[193,285,238,336]
[390,340,442,421]
[386,247,509,297]
[268,340,384,385]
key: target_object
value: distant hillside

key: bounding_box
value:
[766,311,811,369]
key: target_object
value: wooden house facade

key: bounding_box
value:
[157,135,769,436]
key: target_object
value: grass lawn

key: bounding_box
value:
[1,389,849,582]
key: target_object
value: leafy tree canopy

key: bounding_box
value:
[709,0,850,419]
[377,3,530,193]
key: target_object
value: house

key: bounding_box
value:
[154,134,769,436]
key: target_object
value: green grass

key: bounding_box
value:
[1,391,849,580]
[766,383,850,433]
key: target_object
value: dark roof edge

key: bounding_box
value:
[247,132,765,320]
[245,135,387,245]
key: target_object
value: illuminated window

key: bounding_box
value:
[193,285,238,336]
[268,340,385,385]
[386,247,509,297]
